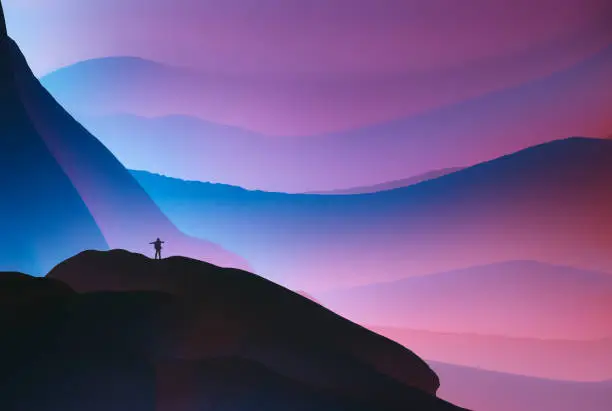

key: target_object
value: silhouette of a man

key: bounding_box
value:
[150,238,165,260]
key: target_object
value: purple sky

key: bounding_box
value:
[6,0,612,74]
[5,0,612,136]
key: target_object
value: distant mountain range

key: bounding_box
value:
[432,362,612,411]
[305,168,464,194]
[316,260,612,340]
[41,42,612,192]
[371,327,612,382]
[0,14,246,274]
[131,137,612,294]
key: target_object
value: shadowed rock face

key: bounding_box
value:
[0,272,73,304]
[0,37,108,274]
[0,4,248,274]
[0,272,166,411]
[0,1,6,37]
[42,250,469,411]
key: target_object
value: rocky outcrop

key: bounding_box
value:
[42,250,471,410]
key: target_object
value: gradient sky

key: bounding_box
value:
[5,0,612,75]
[4,0,612,136]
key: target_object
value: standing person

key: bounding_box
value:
[150,238,165,260]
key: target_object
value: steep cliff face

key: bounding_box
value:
[0,1,6,37]
[0,3,248,274]
[0,35,108,274]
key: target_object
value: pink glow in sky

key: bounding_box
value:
[4,0,612,136]
[5,0,612,74]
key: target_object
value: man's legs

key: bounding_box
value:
[155,250,161,259]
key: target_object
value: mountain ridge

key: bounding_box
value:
[39,41,612,191]
[0,17,248,273]
[371,326,612,381]
[0,35,109,274]
[431,361,612,411]
[305,167,465,194]
[130,137,612,344]
[325,259,612,291]
[315,259,612,339]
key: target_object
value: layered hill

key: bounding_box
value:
[0,6,246,274]
[131,137,612,292]
[0,249,471,411]
[316,260,612,340]
[372,327,612,381]
[305,167,464,195]
[432,362,612,411]
[41,40,612,192]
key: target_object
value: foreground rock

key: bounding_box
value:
[0,249,471,411]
